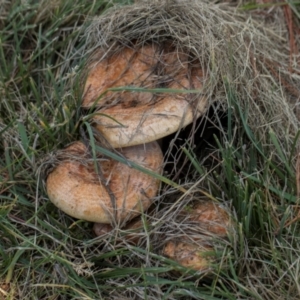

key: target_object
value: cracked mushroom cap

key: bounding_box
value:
[46,141,163,223]
[82,44,208,148]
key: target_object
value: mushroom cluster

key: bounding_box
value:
[45,43,233,273]
[46,43,207,227]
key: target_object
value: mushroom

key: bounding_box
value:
[46,140,163,224]
[185,201,233,237]
[82,44,208,148]
[163,240,214,272]
[82,44,159,109]
[162,201,233,272]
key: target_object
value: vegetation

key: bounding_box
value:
[1,0,300,299]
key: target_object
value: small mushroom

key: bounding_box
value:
[46,140,163,224]
[186,201,233,237]
[82,44,207,148]
[162,201,233,272]
[163,240,214,272]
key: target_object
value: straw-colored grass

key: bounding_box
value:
[83,0,299,147]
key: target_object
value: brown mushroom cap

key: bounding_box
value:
[82,44,159,109]
[162,201,233,271]
[83,44,207,148]
[163,240,214,272]
[46,141,163,223]
[92,86,206,148]
[187,202,233,236]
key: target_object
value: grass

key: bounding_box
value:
[1,0,300,299]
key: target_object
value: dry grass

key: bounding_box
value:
[83,0,299,149]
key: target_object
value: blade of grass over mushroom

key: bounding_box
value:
[83,121,99,174]
[85,86,204,109]
[107,86,204,94]
[94,144,187,193]
[82,112,126,127]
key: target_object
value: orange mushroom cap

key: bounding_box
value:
[46,141,163,224]
[163,240,214,272]
[162,201,233,272]
[187,202,233,237]
[82,44,208,148]
[82,44,159,109]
